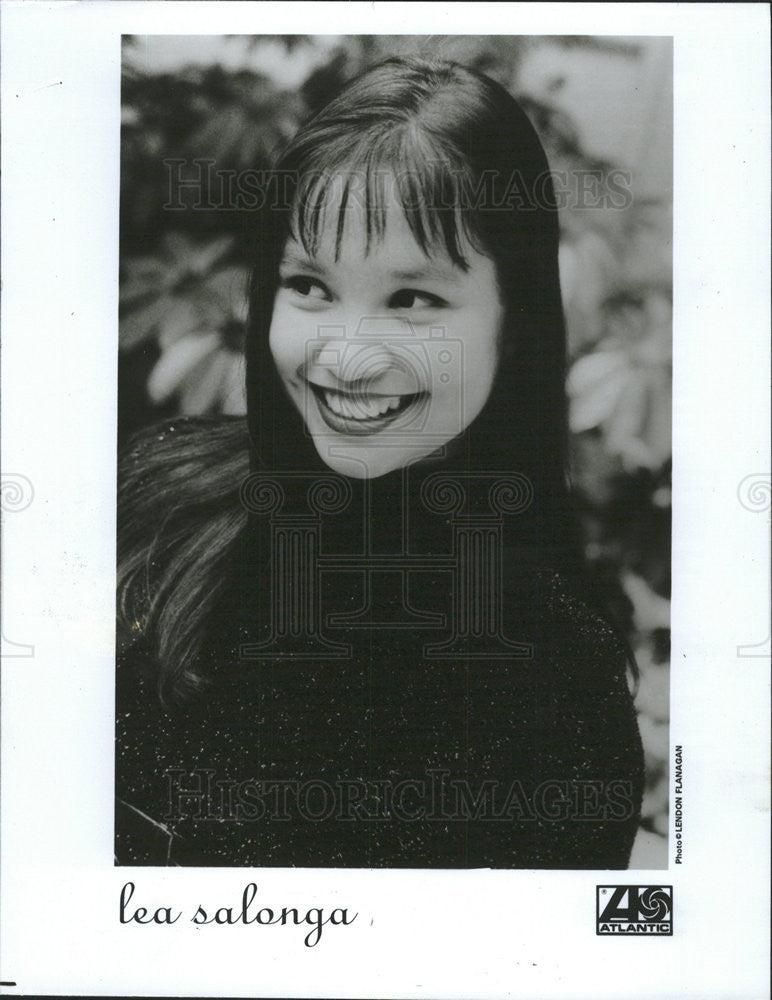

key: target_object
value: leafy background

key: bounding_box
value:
[120,35,672,867]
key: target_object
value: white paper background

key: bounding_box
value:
[1,3,769,998]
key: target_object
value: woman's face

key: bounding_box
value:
[269,198,503,479]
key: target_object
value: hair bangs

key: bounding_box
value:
[286,126,482,269]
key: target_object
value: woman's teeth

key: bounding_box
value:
[322,388,404,420]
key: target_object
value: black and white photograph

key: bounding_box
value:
[115,33,672,873]
[0,3,769,998]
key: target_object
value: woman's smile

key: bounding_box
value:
[307,377,429,436]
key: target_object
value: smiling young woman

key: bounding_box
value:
[116,57,643,870]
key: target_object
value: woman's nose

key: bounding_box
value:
[308,317,421,393]
[314,342,402,391]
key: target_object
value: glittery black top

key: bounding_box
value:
[115,554,644,869]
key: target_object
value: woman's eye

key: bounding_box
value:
[281,276,331,301]
[389,289,445,310]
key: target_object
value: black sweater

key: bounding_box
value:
[116,562,643,869]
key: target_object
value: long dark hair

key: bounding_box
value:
[248,60,568,504]
[118,57,625,702]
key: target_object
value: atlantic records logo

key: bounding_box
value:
[596,885,673,935]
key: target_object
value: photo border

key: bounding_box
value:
[1,3,769,998]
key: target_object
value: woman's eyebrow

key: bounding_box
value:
[389,263,458,282]
[279,251,326,275]
[278,253,457,283]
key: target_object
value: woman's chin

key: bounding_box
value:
[310,434,441,480]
